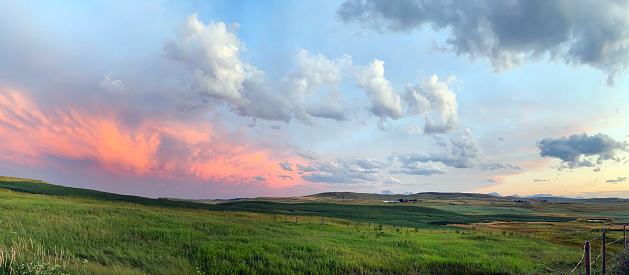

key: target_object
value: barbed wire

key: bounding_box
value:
[591,252,603,266]
[590,231,605,241]
[606,236,624,246]
[605,253,621,266]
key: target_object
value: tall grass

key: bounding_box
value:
[0,237,81,274]
[0,188,586,274]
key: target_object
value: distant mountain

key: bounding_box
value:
[382,190,394,195]
[488,192,502,197]
[527,194,554,198]
[402,192,413,195]
[509,194,582,199]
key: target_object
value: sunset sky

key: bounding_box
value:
[1,0,628,199]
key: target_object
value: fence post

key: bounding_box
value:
[585,240,591,275]
[624,224,626,250]
[296,217,298,223]
[321,218,325,225]
[602,228,606,275]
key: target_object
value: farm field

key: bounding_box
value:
[1,176,628,274]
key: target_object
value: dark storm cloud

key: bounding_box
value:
[537,133,628,169]
[337,0,629,85]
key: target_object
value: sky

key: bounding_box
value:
[0,0,628,199]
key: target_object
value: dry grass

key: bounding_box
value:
[0,238,81,274]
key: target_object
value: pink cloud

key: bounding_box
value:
[0,87,301,188]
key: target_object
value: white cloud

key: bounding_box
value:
[282,50,351,122]
[99,73,127,94]
[406,75,459,135]
[355,59,404,125]
[395,128,518,171]
[165,14,248,102]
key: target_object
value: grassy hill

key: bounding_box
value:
[1,176,628,274]
[0,177,574,229]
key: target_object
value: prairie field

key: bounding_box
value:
[1,177,628,274]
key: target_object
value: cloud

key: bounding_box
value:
[278,174,294,180]
[479,162,521,170]
[355,59,404,126]
[0,88,299,188]
[299,158,382,184]
[164,14,292,122]
[296,149,321,161]
[534,179,549,182]
[99,73,127,94]
[165,16,356,125]
[486,179,497,182]
[607,177,627,183]
[352,158,388,169]
[405,75,459,134]
[395,128,518,171]
[283,50,350,122]
[252,176,266,181]
[537,133,628,169]
[390,162,446,176]
[278,161,293,171]
[165,14,248,102]
[337,0,629,85]
[296,163,317,173]
[385,176,400,184]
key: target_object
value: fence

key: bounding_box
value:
[570,225,628,275]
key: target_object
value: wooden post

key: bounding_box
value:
[321,218,325,225]
[296,217,298,223]
[624,224,626,250]
[602,228,606,275]
[369,222,371,227]
[585,240,591,275]
[347,221,349,227]
[274,216,276,222]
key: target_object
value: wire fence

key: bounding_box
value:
[570,226,628,275]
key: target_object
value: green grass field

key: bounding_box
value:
[0,176,627,274]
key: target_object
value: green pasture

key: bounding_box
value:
[0,182,582,274]
[428,205,534,215]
